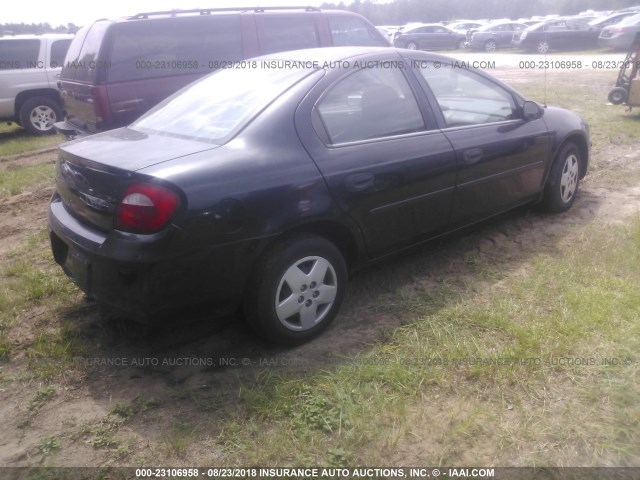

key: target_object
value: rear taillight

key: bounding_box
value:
[90,85,110,125]
[115,182,180,234]
[610,27,628,34]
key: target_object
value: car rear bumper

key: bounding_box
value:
[54,120,91,139]
[48,194,264,323]
[597,36,633,50]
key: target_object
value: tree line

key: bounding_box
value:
[2,0,639,34]
[321,0,640,24]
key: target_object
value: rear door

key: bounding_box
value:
[296,59,457,256]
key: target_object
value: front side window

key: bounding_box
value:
[418,62,517,127]
[133,64,315,143]
[50,39,71,68]
[316,66,425,144]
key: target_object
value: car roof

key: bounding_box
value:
[255,45,467,67]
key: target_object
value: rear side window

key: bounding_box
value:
[328,15,389,46]
[50,39,71,68]
[261,16,320,54]
[0,40,39,70]
[317,66,425,144]
[108,15,242,82]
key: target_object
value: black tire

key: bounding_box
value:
[541,142,581,213]
[244,234,347,346]
[484,40,497,52]
[406,41,418,50]
[19,96,62,135]
[608,87,628,105]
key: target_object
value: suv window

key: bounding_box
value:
[418,63,516,127]
[67,21,111,82]
[317,67,425,144]
[50,39,72,68]
[261,16,320,54]
[108,15,242,81]
[328,16,389,46]
[0,39,39,69]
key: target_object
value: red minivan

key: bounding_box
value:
[54,7,389,137]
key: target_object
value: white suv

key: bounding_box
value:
[0,34,73,134]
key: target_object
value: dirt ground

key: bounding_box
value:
[1,70,640,469]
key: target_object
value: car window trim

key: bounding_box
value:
[407,59,524,130]
[312,59,440,147]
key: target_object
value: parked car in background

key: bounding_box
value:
[393,24,466,50]
[467,21,527,52]
[513,17,600,53]
[0,34,72,134]
[588,11,640,34]
[447,20,486,33]
[54,7,388,138]
[49,46,590,345]
[599,13,640,50]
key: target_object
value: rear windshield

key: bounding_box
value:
[132,65,316,143]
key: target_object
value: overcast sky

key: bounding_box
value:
[5,0,344,27]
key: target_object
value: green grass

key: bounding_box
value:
[0,123,63,157]
[0,162,55,200]
[204,215,640,466]
[0,230,80,376]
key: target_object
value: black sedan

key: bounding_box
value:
[513,17,600,53]
[467,22,528,52]
[48,47,590,345]
[393,24,466,50]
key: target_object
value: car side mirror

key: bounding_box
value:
[522,100,544,121]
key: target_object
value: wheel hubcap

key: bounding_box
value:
[29,106,56,131]
[486,42,496,52]
[275,256,338,331]
[560,154,579,203]
[538,42,549,53]
[407,43,417,50]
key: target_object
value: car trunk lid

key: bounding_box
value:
[56,128,218,231]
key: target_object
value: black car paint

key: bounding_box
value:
[513,19,600,52]
[48,47,589,326]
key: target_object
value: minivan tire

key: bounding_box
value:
[19,97,62,135]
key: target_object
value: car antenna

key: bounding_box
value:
[543,31,548,107]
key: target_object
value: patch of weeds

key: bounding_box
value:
[109,403,134,420]
[327,447,351,467]
[39,435,61,455]
[88,418,122,449]
[26,323,84,379]
[133,396,161,413]
[28,385,55,412]
[0,337,11,360]
[165,421,198,459]
[290,393,342,434]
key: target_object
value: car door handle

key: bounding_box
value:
[345,172,375,192]
[463,148,483,164]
